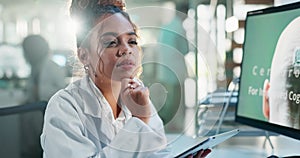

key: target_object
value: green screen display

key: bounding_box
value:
[237,8,300,121]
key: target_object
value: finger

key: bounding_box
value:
[129,89,151,117]
[128,78,143,89]
[132,77,144,86]
[131,86,149,95]
[131,87,149,103]
[194,149,204,158]
[121,78,132,92]
[201,149,211,158]
[128,82,140,89]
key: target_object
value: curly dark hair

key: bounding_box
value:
[69,0,135,47]
[69,0,142,77]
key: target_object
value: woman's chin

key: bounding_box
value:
[112,74,133,81]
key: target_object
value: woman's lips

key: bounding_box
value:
[117,59,135,69]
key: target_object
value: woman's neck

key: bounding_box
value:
[95,77,121,119]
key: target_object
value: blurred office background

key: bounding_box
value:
[0,0,298,158]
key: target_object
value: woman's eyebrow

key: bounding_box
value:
[100,32,118,38]
[100,31,137,38]
[127,32,137,37]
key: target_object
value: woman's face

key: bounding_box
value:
[87,13,141,82]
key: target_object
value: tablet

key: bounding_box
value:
[167,129,240,158]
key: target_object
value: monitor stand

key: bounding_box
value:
[263,131,274,151]
[264,131,300,158]
[264,131,278,158]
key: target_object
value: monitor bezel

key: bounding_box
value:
[235,1,300,140]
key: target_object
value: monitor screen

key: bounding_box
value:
[236,2,300,140]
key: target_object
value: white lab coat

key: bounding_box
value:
[40,75,172,158]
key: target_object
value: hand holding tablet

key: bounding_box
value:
[167,129,240,158]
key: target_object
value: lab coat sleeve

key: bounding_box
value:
[41,91,172,158]
[41,92,103,158]
[102,102,173,157]
[104,117,172,158]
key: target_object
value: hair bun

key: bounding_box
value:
[70,0,127,47]
[71,0,125,11]
[98,0,126,10]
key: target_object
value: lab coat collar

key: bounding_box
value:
[79,75,131,121]
[78,75,107,118]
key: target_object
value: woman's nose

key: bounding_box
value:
[118,44,132,57]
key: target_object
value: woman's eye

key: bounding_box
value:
[103,41,118,48]
[129,40,138,45]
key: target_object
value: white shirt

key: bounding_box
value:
[40,76,171,158]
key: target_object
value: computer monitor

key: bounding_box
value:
[236,2,300,140]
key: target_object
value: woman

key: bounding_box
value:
[41,1,210,157]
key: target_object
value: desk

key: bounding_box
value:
[207,135,300,158]
[0,89,25,107]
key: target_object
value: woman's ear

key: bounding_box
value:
[77,47,90,65]
[263,79,271,120]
